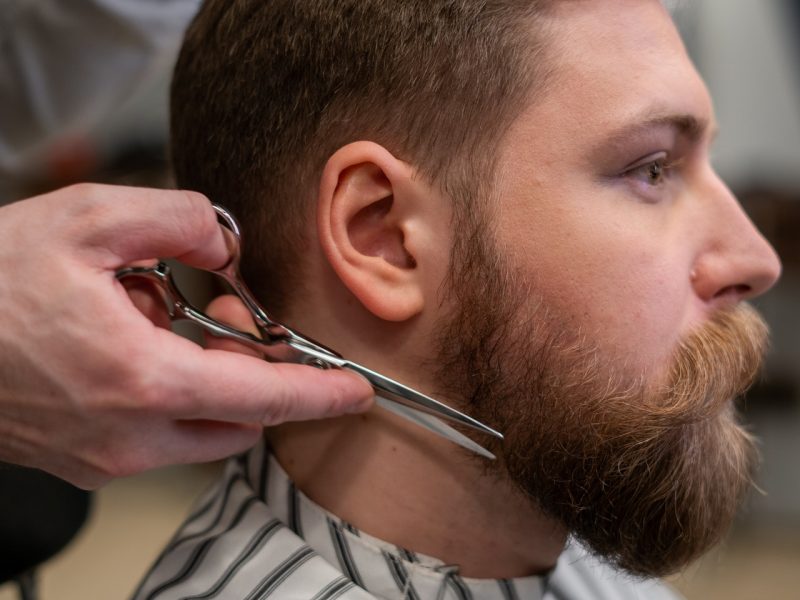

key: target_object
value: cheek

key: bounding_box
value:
[570,251,689,373]
[496,191,692,376]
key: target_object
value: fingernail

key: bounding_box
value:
[345,392,374,414]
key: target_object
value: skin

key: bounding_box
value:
[209,0,780,579]
[0,184,373,490]
[492,0,780,384]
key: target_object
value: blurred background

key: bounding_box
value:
[0,1,798,598]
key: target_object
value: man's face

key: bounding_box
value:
[492,0,779,378]
[434,0,781,578]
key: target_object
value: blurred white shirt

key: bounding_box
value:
[0,0,200,189]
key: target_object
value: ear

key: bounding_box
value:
[317,142,442,322]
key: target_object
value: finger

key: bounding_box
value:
[153,331,374,424]
[166,420,264,464]
[73,184,230,269]
[206,295,259,334]
[203,295,263,358]
[69,420,264,489]
[81,420,263,487]
[121,278,173,330]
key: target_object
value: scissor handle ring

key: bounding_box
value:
[211,204,244,269]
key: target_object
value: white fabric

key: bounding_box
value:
[0,0,199,181]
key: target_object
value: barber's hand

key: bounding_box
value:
[201,295,282,358]
[0,184,373,489]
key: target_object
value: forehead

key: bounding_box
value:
[513,0,713,151]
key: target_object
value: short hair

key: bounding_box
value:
[171,0,553,316]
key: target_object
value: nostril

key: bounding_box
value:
[713,283,751,301]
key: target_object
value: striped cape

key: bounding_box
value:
[133,439,681,600]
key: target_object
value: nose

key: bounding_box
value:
[691,175,782,307]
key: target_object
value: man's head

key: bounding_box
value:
[172,0,781,579]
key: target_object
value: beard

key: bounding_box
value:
[432,215,768,578]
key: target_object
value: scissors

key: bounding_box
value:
[116,205,503,459]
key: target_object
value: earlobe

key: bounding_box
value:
[317,142,426,322]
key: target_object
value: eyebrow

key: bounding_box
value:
[599,112,717,151]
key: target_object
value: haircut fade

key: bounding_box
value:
[171,0,553,315]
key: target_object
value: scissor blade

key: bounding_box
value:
[342,361,503,440]
[375,396,496,460]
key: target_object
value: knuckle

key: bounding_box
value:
[60,183,125,250]
[69,365,129,417]
[165,190,219,252]
[326,380,362,417]
[328,385,350,416]
[115,358,166,413]
[65,181,100,202]
[62,183,105,218]
[132,376,168,413]
[260,382,298,426]
[51,183,104,238]
[179,189,211,209]
[180,190,215,229]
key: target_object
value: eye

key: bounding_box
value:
[624,152,672,187]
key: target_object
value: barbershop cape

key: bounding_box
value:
[133,438,681,600]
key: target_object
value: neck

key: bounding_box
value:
[267,406,566,579]
[270,255,567,578]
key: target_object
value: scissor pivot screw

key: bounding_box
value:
[304,358,329,370]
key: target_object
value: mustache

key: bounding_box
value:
[665,302,769,418]
[587,302,769,438]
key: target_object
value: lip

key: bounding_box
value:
[707,286,751,312]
